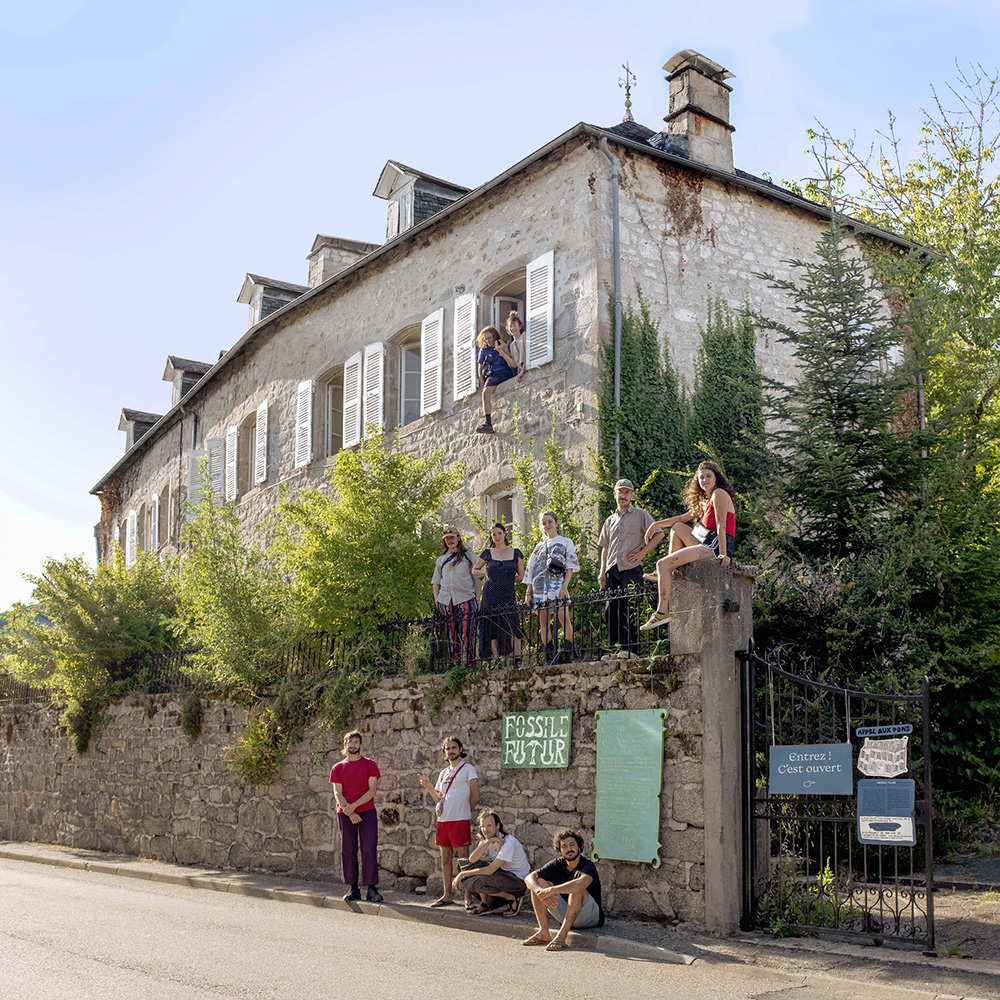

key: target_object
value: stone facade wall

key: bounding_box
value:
[107,136,604,552]
[105,133,883,556]
[0,659,703,923]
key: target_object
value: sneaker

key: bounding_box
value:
[343,885,361,901]
[475,422,495,434]
[639,611,670,631]
[366,886,384,903]
[569,641,582,663]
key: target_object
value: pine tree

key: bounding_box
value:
[757,218,920,559]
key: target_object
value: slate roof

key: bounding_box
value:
[246,274,309,295]
[602,121,657,143]
[165,356,213,376]
[120,408,164,424]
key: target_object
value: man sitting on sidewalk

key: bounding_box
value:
[452,809,530,917]
[522,828,604,951]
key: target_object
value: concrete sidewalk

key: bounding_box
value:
[1,840,997,1000]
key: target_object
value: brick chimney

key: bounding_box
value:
[663,50,735,172]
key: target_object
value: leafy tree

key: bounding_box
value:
[756,217,920,559]
[273,430,462,640]
[176,469,296,694]
[0,549,180,750]
[811,65,1000,476]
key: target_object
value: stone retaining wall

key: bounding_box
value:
[0,563,753,931]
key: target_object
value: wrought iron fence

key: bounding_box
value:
[740,640,934,950]
[0,583,671,704]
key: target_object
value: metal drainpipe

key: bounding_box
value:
[600,137,622,479]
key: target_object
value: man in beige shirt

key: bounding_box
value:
[597,479,663,657]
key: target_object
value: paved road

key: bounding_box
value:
[0,858,988,1000]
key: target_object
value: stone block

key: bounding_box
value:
[672,787,704,828]
[302,812,332,846]
[663,827,704,864]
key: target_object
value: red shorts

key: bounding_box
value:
[435,819,472,848]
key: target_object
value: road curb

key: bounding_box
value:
[0,841,995,984]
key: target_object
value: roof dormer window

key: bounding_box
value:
[373,161,469,240]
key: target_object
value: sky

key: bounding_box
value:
[1,0,997,608]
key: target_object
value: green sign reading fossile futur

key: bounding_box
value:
[501,710,572,768]
[593,709,667,867]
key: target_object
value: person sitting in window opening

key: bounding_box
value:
[472,522,524,667]
[452,809,530,917]
[506,311,527,386]
[639,461,736,631]
[432,526,481,665]
[475,326,518,435]
[524,511,582,665]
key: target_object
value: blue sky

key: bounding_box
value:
[1,0,997,607]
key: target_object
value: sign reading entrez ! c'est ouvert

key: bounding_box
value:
[768,743,854,795]
[501,710,572,768]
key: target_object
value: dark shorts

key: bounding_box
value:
[703,530,735,558]
[485,370,515,388]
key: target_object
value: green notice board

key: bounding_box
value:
[593,709,667,867]
[501,710,572,768]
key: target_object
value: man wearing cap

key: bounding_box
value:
[597,479,663,658]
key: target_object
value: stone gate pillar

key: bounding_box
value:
[668,560,755,935]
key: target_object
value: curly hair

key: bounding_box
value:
[552,828,585,853]
[681,461,737,518]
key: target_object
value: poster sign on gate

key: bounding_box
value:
[768,744,854,795]
[857,778,916,846]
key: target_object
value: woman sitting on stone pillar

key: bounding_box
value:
[639,461,736,631]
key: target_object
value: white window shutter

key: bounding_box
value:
[420,308,444,415]
[186,450,207,518]
[342,352,363,448]
[525,250,555,369]
[254,400,268,485]
[225,426,238,501]
[207,437,225,503]
[294,381,313,468]
[126,510,137,568]
[111,522,120,549]
[150,494,159,551]
[362,342,385,437]
[453,293,477,400]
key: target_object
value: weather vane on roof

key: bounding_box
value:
[619,62,637,122]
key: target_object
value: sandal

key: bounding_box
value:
[473,904,492,915]
[642,572,658,583]
[545,940,568,951]
[522,933,551,946]
[429,898,454,908]
[503,896,523,917]
[639,610,670,631]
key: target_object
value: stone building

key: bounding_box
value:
[92,50,917,563]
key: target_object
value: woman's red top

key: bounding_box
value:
[701,503,735,536]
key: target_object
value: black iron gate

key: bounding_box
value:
[739,641,934,950]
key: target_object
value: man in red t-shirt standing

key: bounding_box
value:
[330,731,382,903]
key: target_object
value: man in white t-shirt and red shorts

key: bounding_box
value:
[418,735,480,908]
